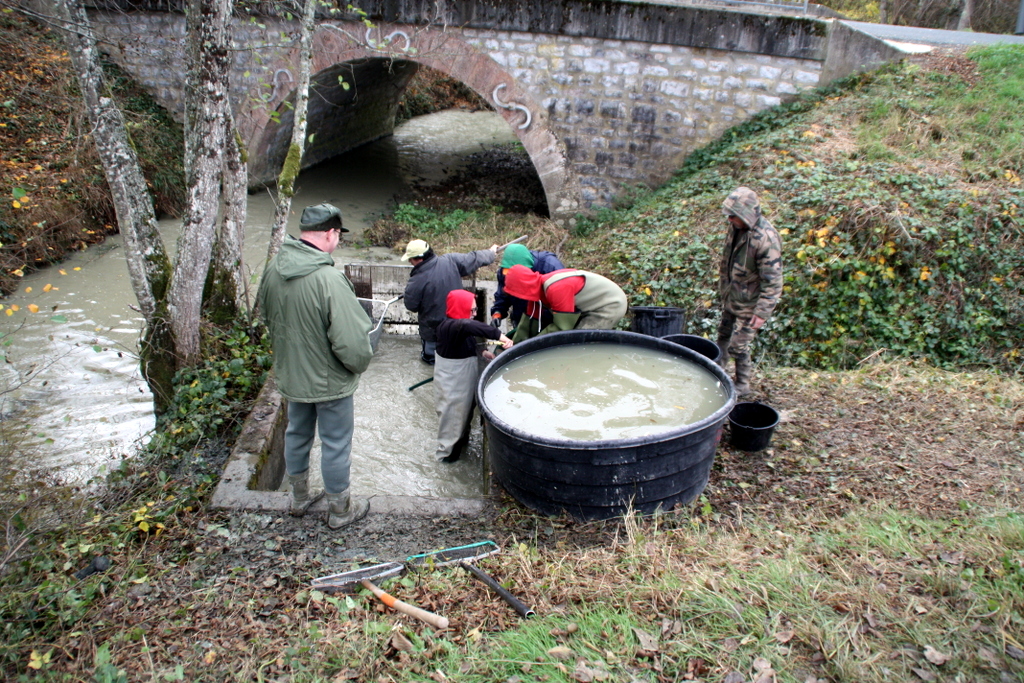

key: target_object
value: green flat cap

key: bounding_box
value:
[299,203,347,231]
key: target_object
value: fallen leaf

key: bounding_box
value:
[723,672,745,683]
[977,646,1001,667]
[939,551,964,565]
[572,661,610,682]
[1007,645,1024,661]
[548,646,574,661]
[722,637,740,652]
[632,627,659,653]
[753,657,772,672]
[389,632,414,653]
[911,667,936,681]
[923,645,950,665]
[774,630,795,644]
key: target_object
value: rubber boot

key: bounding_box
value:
[734,354,753,397]
[327,490,369,529]
[287,472,324,517]
[717,341,730,369]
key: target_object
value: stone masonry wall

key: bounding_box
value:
[90,10,825,214]
[460,29,822,206]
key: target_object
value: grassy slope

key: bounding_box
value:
[567,46,1024,373]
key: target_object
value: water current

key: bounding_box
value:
[0,110,517,498]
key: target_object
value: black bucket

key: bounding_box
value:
[662,334,720,363]
[630,306,685,337]
[478,330,735,520]
[728,402,780,452]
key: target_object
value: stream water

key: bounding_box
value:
[0,110,518,498]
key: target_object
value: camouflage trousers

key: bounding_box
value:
[716,310,758,360]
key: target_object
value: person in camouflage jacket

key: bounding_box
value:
[716,186,783,396]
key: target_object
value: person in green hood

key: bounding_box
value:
[257,203,374,530]
[490,243,565,333]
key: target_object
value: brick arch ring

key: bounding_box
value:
[241,21,580,224]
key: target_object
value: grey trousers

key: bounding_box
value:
[434,355,480,460]
[284,396,354,495]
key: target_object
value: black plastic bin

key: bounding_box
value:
[728,402,780,452]
[478,330,735,519]
[630,306,685,337]
[662,334,720,363]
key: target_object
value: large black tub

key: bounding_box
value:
[477,330,735,520]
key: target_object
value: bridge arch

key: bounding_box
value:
[242,22,580,223]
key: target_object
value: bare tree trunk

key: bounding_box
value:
[47,0,170,322]
[205,108,248,323]
[168,0,232,365]
[266,0,317,262]
[957,0,973,30]
[48,0,178,410]
[880,0,890,23]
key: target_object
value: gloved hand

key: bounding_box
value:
[490,312,502,328]
[539,311,581,335]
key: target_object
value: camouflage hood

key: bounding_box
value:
[722,186,761,229]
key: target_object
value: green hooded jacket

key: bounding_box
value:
[257,235,373,403]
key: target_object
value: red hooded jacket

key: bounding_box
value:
[503,265,585,318]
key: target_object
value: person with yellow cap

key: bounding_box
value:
[402,238,498,364]
[490,243,565,334]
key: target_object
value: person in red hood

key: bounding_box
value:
[502,265,628,342]
[433,289,512,463]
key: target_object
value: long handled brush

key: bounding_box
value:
[407,541,535,618]
[312,562,449,629]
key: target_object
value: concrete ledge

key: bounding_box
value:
[212,488,490,518]
[211,359,493,518]
[210,375,288,510]
[821,20,910,84]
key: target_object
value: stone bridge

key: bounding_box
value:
[87,0,903,224]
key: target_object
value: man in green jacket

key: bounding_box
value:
[717,187,783,397]
[257,203,374,529]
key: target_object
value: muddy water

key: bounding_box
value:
[483,343,728,442]
[0,110,515,497]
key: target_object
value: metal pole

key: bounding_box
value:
[1016,0,1024,34]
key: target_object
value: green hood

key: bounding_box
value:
[272,235,335,280]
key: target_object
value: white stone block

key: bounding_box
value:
[650,44,674,53]
[745,79,770,91]
[708,61,729,72]
[734,92,752,107]
[757,94,782,107]
[700,75,722,86]
[584,58,611,73]
[776,82,798,95]
[614,62,640,76]
[660,80,690,97]
[795,70,820,85]
[643,65,669,77]
[691,59,707,69]
[723,76,743,89]
[570,45,593,57]
[759,65,782,79]
[694,88,712,101]
[490,53,508,67]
